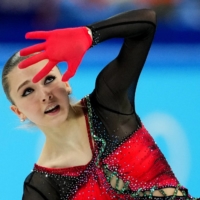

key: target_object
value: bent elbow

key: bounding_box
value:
[145,9,157,26]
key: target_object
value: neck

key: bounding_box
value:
[39,104,87,159]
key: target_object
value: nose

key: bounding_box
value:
[42,94,53,102]
[42,93,53,102]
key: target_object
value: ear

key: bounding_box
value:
[10,105,26,120]
[65,82,72,94]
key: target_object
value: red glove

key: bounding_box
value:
[19,27,92,82]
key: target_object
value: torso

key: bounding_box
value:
[30,97,188,199]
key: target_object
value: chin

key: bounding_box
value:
[47,114,69,128]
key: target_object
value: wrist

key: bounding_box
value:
[86,27,93,39]
[86,26,100,47]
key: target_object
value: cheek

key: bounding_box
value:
[53,86,69,101]
[18,97,41,120]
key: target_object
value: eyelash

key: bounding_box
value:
[22,75,56,97]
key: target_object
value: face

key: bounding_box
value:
[8,59,71,128]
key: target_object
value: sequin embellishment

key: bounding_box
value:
[32,96,199,200]
[85,95,198,199]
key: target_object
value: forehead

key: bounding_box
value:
[8,59,61,91]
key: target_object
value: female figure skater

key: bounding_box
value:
[2,9,198,200]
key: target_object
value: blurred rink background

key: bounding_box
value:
[0,0,200,199]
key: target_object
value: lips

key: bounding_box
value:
[44,105,60,114]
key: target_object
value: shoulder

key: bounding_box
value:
[23,171,60,200]
[23,170,58,188]
[24,171,35,184]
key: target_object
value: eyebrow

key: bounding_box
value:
[17,80,31,92]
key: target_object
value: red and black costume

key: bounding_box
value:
[22,9,198,200]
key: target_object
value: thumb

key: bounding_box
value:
[62,59,82,82]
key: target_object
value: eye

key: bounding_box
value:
[22,88,33,97]
[45,75,56,84]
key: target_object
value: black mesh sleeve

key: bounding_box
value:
[87,9,156,155]
[22,172,60,200]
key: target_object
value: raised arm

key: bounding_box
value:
[82,9,157,158]
[88,9,156,114]
[19,9,156,113]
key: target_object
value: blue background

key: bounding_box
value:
[0,1,200,199]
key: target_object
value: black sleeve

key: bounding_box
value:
[86,9,156,156]
[87,9,156,114]
[22,172,60,200]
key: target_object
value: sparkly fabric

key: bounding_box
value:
[25,96,196,200]
[22,9,199,200]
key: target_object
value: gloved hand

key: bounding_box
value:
[19,27,92,82]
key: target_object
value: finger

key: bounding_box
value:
[62,70,73,82]
[20,43,45,56]
[18,52,46,69]
[32,61,57,83]
[62,59,81,82]
[25,31,49,40]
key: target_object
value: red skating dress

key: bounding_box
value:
[22,9,199,200]
[30,96,191,200]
